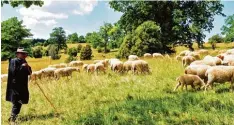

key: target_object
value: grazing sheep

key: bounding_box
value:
[68,61,84,67]
[187,52,200,60]
[95,62,106,74]
[87,64,96,73]
[185,65,211,82]
[128,55,139,61]
[111,61,124,73]
[1,74,8,83]
[205,66,234,91]
[197,49,209,55]
[182,56,196,67]
[153,53,163,58]
[94,59,109,67]
[190,60,216,66]
[93,60,102,64]
[179,50,190,56]
[123,60,133,72]
[203,55,222,65]
[82,64,89,71]
[40,67,56,78]
[225,49,234,55]
[131,60,150,74]
[30,71,43,81]
[59,63,67,68]
[144,53,152,58]
[222,55,234,66]
[175,55,183,61]
[48,64,61,68]
[54,67,80,80]
[109,58,120,65]
[174,74,206,91]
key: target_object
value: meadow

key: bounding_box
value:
[1,43,234,125]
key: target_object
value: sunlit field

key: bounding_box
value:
[1,43,234,125]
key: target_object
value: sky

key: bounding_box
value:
[1,0,234,42]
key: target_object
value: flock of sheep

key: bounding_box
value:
[174,48,234,92]
[1,49,234,92]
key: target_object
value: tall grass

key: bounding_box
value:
[1,42,234,125]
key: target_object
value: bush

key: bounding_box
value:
[65,56,77,63]
[68,47,78,57]
[97,46,102,53]
[32,46,43,58]
[77,44,83,53]
[104,47,110,53]
[48,44,61,60]
[43,49,49,56]
[80,45,92,60]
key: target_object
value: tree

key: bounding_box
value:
[32,46,43,58]
[108,24,125,49]
[1,17,32,60]
[78,35,85,43]
[109,1,224,52]
[48,44,61,60]
[85,32,103,48]
[221,14,234,42]
[67,33,79,43]
[99,23,113,53]
[208,34,224,50]
[49,27,67,52]
[80,45,92,60]
[77,44,83,53]
[1,0,43,8]
[68,47,78,57]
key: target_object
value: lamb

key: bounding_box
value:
[123,60,133,72]
[68,61,84,67]
[182,56,196,67]
[111,61,124,73]
[30,71,43,81]
[174,74,206,91]
[128,55,139,61]
[205,66,234,91]
[87,64,96,73]
[1,74,8,83]
[94,62,106,74]
[190,60,216,66]
[131,60,150,74]
[144,53,152,58]
[185,65,211,82]
[54,67,80,80]
[153,53,164,59]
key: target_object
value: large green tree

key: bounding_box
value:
[109,1,224,52]
[49,27,67,52]
[208,34,224,50]
[1,0,43,8]
[221,14,234,42]
[99,23,113,53]
[1,17,32,60]
[85,32,103,49]
[67,33,79,43]
[78,35,85,43]
[108,23,125,49]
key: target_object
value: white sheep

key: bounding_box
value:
[82,64,89,71]
[197,49,209,55]
[40,67,56,78]
[185,65,211,82]
[131,60,150,74]
[59,63,67,68]
[123,60,133,72]
[111,61,124,73]
[144,53,152,58]
[94,59,109,67]
[30,71,43,81]
[94,62,106,74]
[225,49,234,55]
[153,53,163,59]
[182,56,196,67]
[68,61,84,67]
[1,74,8,83]
[174,74,206,91]
[54,67,80,80]
[187,52,200,60]
[203,55,222,65]
[205,66,234,91]
[128,55,139,61]
[190,60,216,66]
[87,64,96,73]
[179,50,190,56]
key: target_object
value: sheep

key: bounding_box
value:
[190,60,216,66]
[203,55,222,65]
[205,66,234,91]
[109,58,120,67]
[225,49,234,55]
[1,74,8,83]
[48,64,60,68]
[94,62,106,74]
[179,50,190,56]
[40,67,56,78]
[59,63,67,68]
[87,64,96,73]
[54,67,80,80]
[174,74,206,91]
[187,52,200,60]
[144,53,152,58]
[82,64,89,71]
[111,61,124,73]
[153,53,164,58]
[93,60,102,64]
[123,60,133,72]
[222,55,234,66]
[68,61,84,67]
[30,71,43,81]
[131,60,150,74]
[175,55,183,61]
[185,65,211,82]
[182,56,196,67]
[197,49,209,55]
[94,59,109,67]
[128,55,139,61]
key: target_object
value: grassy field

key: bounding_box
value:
[1,43,234,125]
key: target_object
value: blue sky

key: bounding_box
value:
[1,1,234,42]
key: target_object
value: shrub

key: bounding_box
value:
[32,46,43,58]
[48,44,61,60]
[97,46,102,53]
[68,47,78,57]
[65,56,77,63]
[77,44,83,53]
[80,45,92,60]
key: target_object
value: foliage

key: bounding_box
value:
[1,17,32,60]
[221,14,234,42]
[1,0,43,8]
[80,45,92,60]
[108,24,125,49]
[109,1,225,51]
[49,27,67,51]
[208,34,224,44]
[79,35,85,43]
[77,44,83,53]
[99,23,113,53]
[85,32,103,49]
[67,33,79,43]
[32,46,43,58]
[48,44,61,60]
[68,47,78,57]
[117,33,134,59]
[65,56,77,63]
[97,46,102,53]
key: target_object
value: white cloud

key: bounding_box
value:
[65,29,72,35]
[72,0,98,15]
[41,19,57,26]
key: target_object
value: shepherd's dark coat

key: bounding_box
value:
[6,58,32,104]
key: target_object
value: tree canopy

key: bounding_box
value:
[49,27,67,52]
[221,14,234,42]
[67,33,79,43]
[1,0,43,8]
[99,22,113,53]
[85,32,103,49]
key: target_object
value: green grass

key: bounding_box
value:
[1,42,234,125]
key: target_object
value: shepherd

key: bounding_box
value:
[6,47,32,124]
